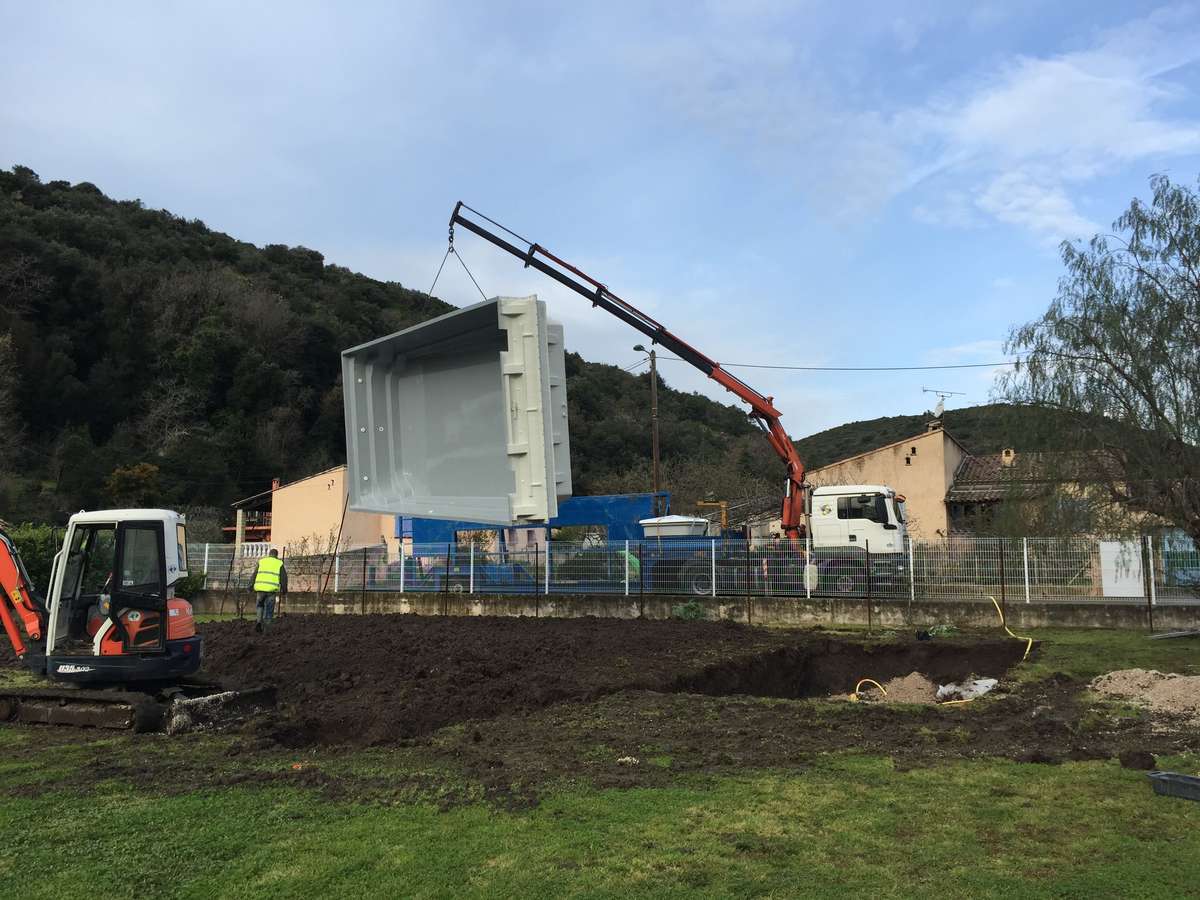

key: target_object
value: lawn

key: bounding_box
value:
[1,627,1197,899]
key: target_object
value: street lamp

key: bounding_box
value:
[633,343,661,515]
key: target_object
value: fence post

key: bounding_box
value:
[1146,534,1157,607]
[469,542,475,595]
[399,550,405,593]
[806,533,812,601]
[908,536,915,609]
[638,543,644,619]
[1022,538,1030,603]
[334,551,340,593]
[998,539,1007,617]
[361,547,368,614]
[624,540,630,597]
[202,543,210,591]
[865,539,872,634]
[710,540,717,598]
[746,540,753,625]
[544,540,551,595]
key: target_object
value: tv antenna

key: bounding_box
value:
[922,386,964,418]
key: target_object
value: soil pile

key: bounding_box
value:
[200,615,791,745]
[880,672,939,704]
[197,615,1026,747]
[1091,669,1200,723]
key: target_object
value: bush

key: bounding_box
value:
[6,523,60,596]
[174,572,207,599]
[671,599,707,621]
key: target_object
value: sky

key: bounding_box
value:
[3,1,1200,439]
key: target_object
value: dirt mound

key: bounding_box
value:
[197,615,1027,747]
[880,672,939,704]
[200,615,792,746]
[1091,669,1200,723]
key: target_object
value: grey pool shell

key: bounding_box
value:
[341,295,568,524]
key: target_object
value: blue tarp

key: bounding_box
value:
[399,492,671,544]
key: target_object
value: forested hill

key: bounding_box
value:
[0,166,762,524]
[793,403,1062,470]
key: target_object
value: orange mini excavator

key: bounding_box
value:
[0,509,214,730]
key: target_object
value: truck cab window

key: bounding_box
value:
[836,495,889,524]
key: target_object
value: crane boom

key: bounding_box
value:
[448,202,807,538]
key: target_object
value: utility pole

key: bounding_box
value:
[634,344,661,515]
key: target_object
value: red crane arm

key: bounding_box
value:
[0,527,46,658]
[448,203,808,537]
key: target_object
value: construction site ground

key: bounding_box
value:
[2,617,1199,898]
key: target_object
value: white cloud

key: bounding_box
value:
[976,171,1099,242]
[913,8,1200,241]
[634,6,1200,242]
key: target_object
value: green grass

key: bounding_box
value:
[1,754,1198,898]
[1,627,1198,898]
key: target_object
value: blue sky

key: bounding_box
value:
[3,1,1200,438]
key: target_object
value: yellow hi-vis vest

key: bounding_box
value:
[253,556,283,593]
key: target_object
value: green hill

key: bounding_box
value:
[0,165,760,523]
[793,403,1062,470]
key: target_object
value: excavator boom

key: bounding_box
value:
[0,526,45,658]
[448,203,808,537]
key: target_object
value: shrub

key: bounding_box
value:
[671,599,707,621]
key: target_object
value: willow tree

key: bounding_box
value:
[1001,174,1200,543]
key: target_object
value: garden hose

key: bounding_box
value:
[850,678,888,702]
[989,595,1034,661]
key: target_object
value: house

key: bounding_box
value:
[803,421,969,539]
[270,465,397,556]
[747,419,1130,541]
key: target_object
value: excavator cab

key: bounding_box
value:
[35,509,201,684]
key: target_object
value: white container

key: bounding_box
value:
[639,515,711,538]
[341,295,570,524]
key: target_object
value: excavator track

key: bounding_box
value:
[0,681,277,734]
[0,687,166,732]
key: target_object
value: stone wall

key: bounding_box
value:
[191,590,1199,631]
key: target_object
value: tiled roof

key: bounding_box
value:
[947,450,1111,502]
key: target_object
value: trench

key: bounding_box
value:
[670,638,1028,700]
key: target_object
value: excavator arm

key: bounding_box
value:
[0,526,47,658]
[448,203,808,538]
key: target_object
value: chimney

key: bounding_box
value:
[1000,448,1016,468]
[271,477,281,491]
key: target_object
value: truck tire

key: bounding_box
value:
[681,563,713,597]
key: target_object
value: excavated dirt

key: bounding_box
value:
[1091,669,1200,723]
[196,616,1026,747]
[3,616,1194,805]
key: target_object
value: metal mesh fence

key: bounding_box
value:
[186,532,1200,605]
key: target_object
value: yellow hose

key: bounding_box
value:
[850,677,888,702]
[989,595,1034,661]
[853,603,1032,708]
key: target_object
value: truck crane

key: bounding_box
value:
[449,202,809,540]
[448,204,911,596]
[0,509,227,731]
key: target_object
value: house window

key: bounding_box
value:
[911,447,917,455]
[905,457,912,466]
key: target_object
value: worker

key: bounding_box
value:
[250,549,287,634]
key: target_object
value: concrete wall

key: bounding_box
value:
[271,466,394,555]
[807,428,965,540]
[192,589,1198,631]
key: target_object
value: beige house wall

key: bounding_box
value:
[270,466,395,555]
[806,428,965,539]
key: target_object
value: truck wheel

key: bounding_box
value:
[682,564,713,597]
[832,568,865,594]
[447,578,469,594]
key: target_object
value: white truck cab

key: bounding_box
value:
[807,485,907,553]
